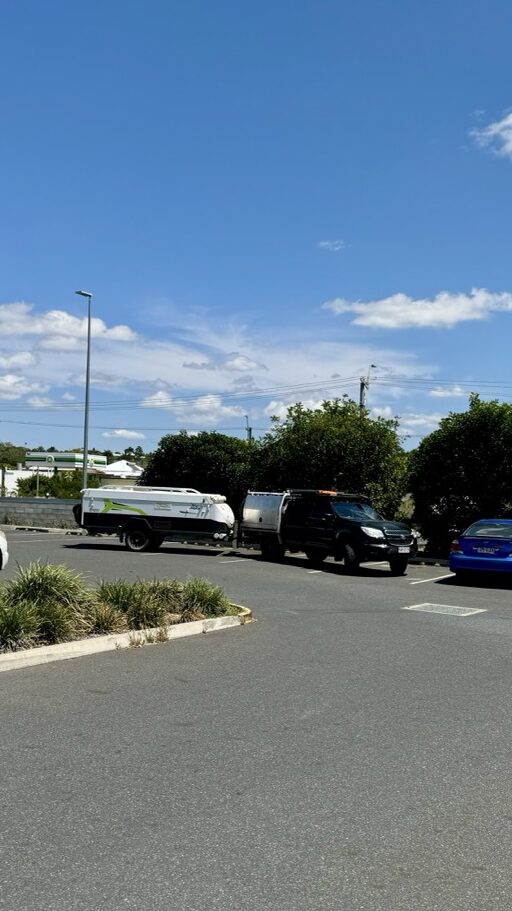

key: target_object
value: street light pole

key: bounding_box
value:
[75,290,93,489]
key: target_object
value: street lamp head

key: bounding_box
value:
[75,289,92,299]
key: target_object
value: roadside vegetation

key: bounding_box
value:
[5,393,512,557]
[0,562,237,652]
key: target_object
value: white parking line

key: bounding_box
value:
[307,570,322,574]
[410,573,455,585]
[404,602,486,617]
[363,561,388,566]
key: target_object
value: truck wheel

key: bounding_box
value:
[343,543,360,573]
[260,540,285,562]
[305,548,328,567]
[124,528,152,552]
[389,555,408,575]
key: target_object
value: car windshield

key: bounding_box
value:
[332,501,383,521]
[465,521,512,540]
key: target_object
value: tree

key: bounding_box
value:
[17,471,100,499]
[0,442,26,468]
[408,395,512,553]
[142,431,253,511]
[254,398,407,515]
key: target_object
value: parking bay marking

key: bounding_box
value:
[404,602,487,617]
[410,573,455,585]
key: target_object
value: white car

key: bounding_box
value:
[0,529,9,570]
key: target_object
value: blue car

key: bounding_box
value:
[450,519,512,577]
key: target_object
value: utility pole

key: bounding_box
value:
[245,415,253,444]
[359,364,377,410]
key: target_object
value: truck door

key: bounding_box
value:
[306,499,335,549]
[282,497,309,546]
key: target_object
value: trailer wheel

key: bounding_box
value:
[124,527,152,552]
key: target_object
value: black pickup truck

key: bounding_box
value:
[240,489,414,575]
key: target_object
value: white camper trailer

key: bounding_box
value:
[76,485,235,552]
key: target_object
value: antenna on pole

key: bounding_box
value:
[245,415,253,443]
[359,364,377,410]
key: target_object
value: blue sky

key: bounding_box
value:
[2,0,512,453]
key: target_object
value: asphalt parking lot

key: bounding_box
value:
[3,528,512,911]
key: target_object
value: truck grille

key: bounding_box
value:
[384,528,413,546]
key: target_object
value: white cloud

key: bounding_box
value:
[0,351,36,368]
[224,354,263,371]
[398,412,444,434]
[370,405,396,421]
[0,302,137,349]
[102,429,146,440]
[470,111,512,159]
[0,373,49,400]
[142,391,245,424]
[322,288,512,329]
[429,384,467,398]
[263,397,327,421]
[317,240,346,252]
[62,392,76,401]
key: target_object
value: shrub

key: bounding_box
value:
[98,577,184,626]
[126,587,169,630]
[85,601,127,635]
[0,600,40,651]
[4,561,92,612]
[96,579,137,614]
[3,561,94,645]
[181,577,232,618]
[37,601,87,644]
[133,578,183,612]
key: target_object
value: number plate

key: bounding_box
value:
[398,546,410,554]
[476,547,497,554]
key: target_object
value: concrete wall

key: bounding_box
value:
[0,497,80,529]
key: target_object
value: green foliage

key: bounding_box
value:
[181,577,232,618]
[0,599,40,651]
[16,471,101,499]
[3,561,93,644]
[37,601,88,643]
[96,578,139,614]
[254,398,407,515]
[142,430,253,510]
[86,601,127,634]
[0,442,26,469]
[125,589,170,630]
[408,395,512,553]
[4,561,92,611]
[0,565,234,649]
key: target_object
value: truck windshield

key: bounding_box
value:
[332,501,384,521]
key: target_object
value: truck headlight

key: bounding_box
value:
[361,526,385,539]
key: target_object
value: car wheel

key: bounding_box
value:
[124,527,152,552]
[343,543,360,573]
[389,555,408,575]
